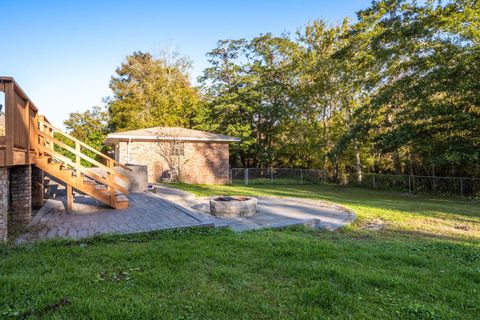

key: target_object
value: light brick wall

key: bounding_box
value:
[117,141,230,184]
[0,167,8,241]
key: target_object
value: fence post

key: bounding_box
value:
[245,168,249,186]
[408,175,412,193]
[460,178,464,197]
[300,169,303,185]
[270,168,274,184]
[373,173,376,188]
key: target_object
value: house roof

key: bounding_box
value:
[105,127,241,144]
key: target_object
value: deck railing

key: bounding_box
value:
[0,77,38,166]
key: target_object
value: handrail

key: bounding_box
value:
[37,144,129,196]
[37,130,128,184]
[38,117,132,171]
[0,77,38,111]
[37,117,130,197]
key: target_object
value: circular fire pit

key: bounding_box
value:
[209,196,257,218]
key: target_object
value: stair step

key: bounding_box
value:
[116,194,129,202]
[35,148,129,209]
[48,162,62,169]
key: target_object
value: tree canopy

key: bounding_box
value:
[107,51,200,132]
[197,0,480,178]
[65,0,480,179]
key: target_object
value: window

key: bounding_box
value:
[171,142,185,156]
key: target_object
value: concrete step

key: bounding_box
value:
[152,184,196,201]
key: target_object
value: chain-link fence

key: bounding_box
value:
[230,168,480,197]
[230,168,327,185]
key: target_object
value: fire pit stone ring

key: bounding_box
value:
[209,196,257,217]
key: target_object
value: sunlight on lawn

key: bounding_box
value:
[172,183,480,240]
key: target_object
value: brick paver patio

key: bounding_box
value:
[17,192,212,243]
[17,184,354,243]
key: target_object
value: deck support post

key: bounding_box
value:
[10,165,32,224]
[66,185,73,213]
[31,166,44,209]
[0,167,9,241]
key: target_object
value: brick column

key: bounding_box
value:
[10,165,32,224]
[0,167,8,241]
[31,166,44,209]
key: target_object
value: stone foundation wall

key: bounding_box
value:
[0,167,8,241]
[10,165,32,223]
[31,166,44,209]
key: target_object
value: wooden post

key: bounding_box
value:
[372,173,376,188]
[75,141,81,187]
[408,175,412,193]
[460,179,464,197]
[245,168,249,186]
[66,184,73,212]
[31,112,37,160]
[300,169,303,185]
[270,168,274,184]
[107,159,115,206]
[24,101,30,163]
[5,82,14,166]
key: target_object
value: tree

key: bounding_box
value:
[358,0,480,177]
[198,35,301,167]
[154,128,191,183]
[107,51,201,132]
[67,1,480,180]
[64,106,109,153]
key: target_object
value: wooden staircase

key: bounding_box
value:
[35,116,130,210]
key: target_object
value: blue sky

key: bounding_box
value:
[1,0,372,126]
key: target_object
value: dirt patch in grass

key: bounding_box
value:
[360,219,387,231]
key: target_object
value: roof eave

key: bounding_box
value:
[105,135,241,144]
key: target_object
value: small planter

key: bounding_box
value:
[209,196,257,218]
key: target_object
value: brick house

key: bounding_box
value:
[105,127,240,184]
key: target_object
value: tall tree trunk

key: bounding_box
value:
[354,139,362,183]
[344,99,362,183]
[393,150,402,175]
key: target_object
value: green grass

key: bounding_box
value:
[1,184,479,319]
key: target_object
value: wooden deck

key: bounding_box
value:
[0,76,130,209]
[0,134,36,167]
[0,77,38,167]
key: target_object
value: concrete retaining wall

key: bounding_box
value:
[115,164,148,193]
[91,164,148,193]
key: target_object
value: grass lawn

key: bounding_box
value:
[1,184,479,319]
